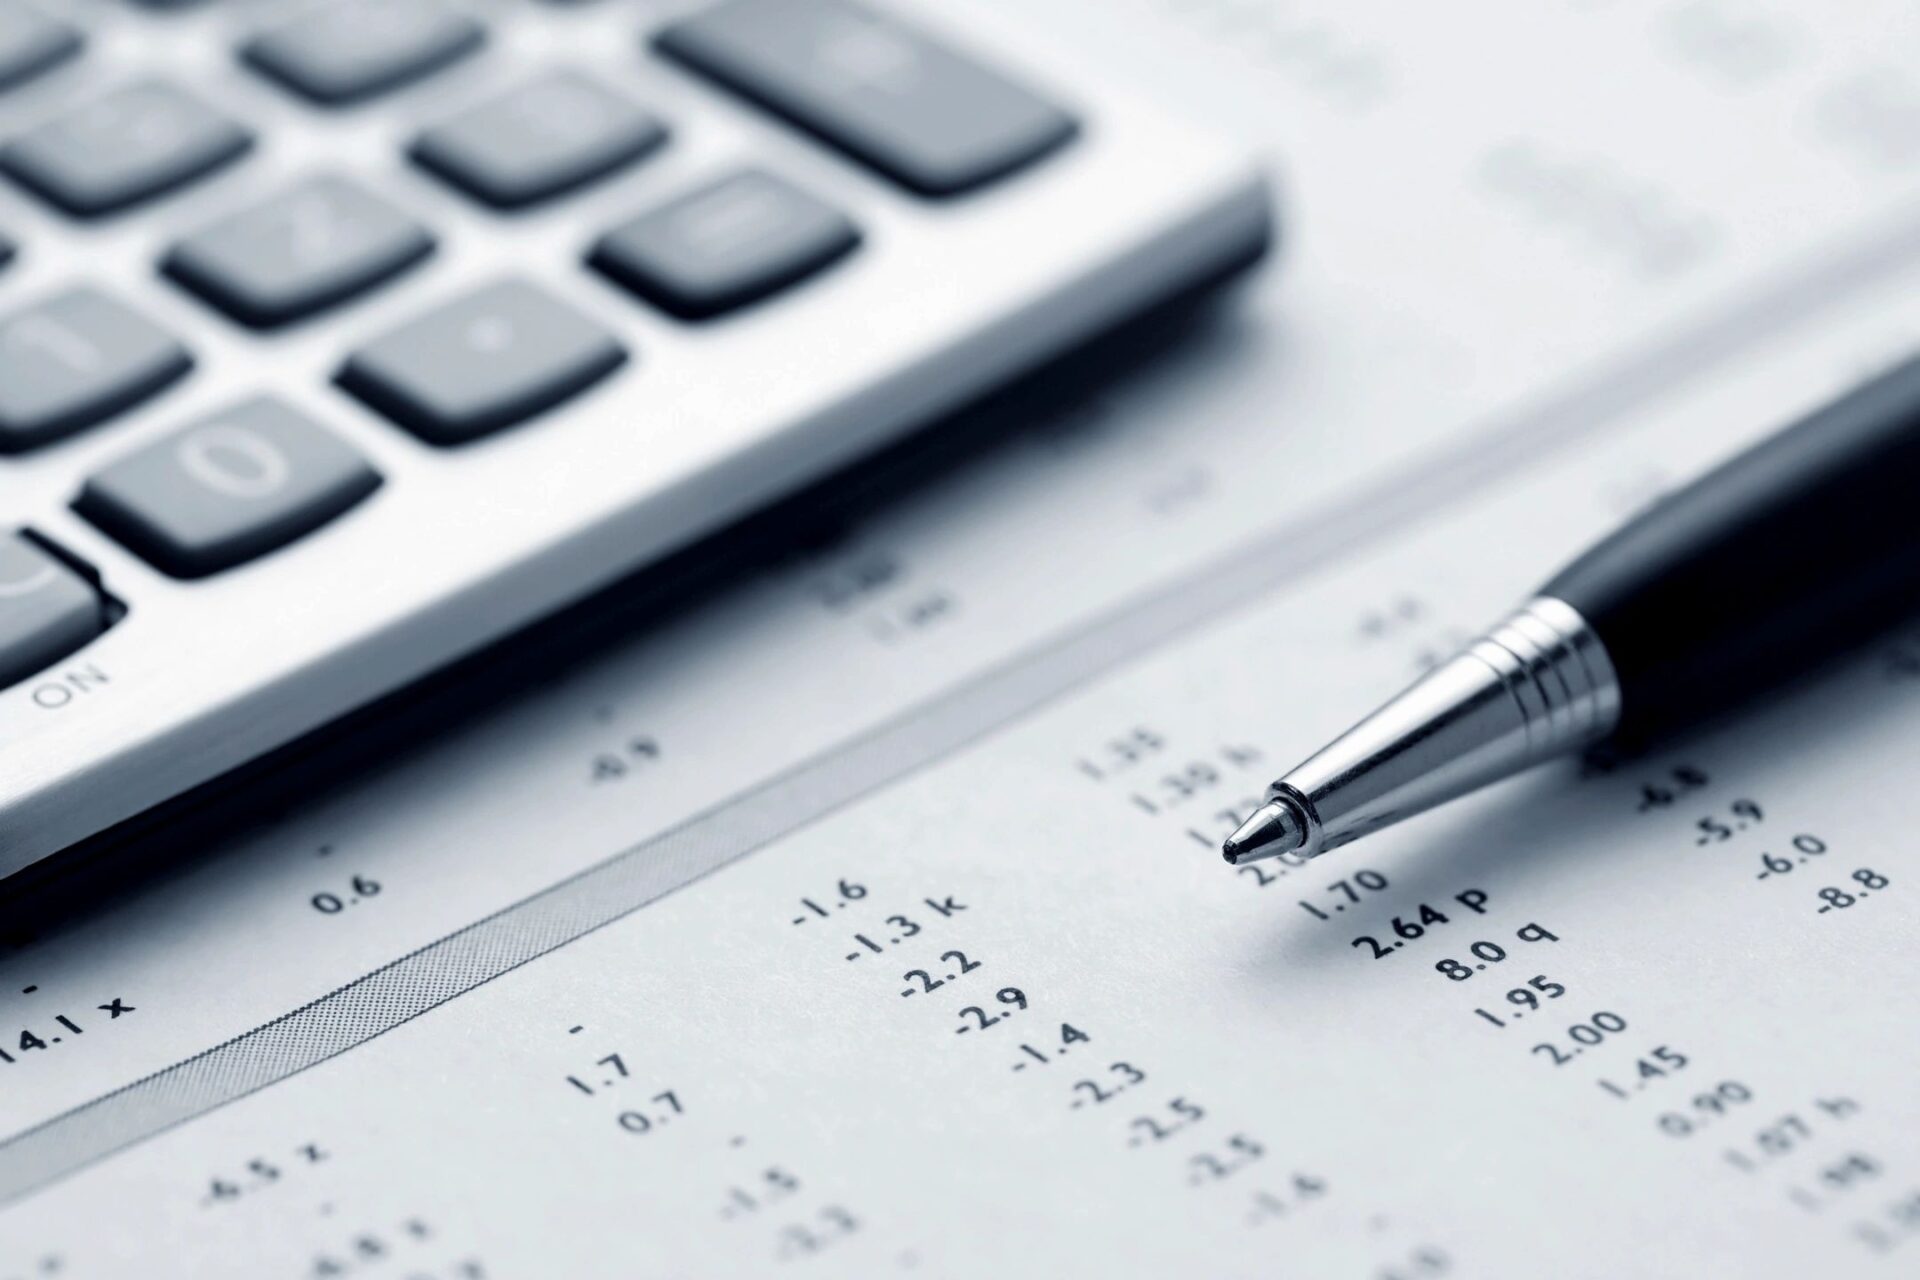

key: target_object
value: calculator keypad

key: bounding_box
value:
[0,532,106,690]
[0,1,79,93]
[590,168,860,320]
[242,1,487,107]
[0,81,252,217]
[75,398,383,579]
[410,71,668,210]
[0,0,1154,862]
[162,176,437,329]
[0,287,191,453]
[657,0,1078,197]
[336,279,627,445]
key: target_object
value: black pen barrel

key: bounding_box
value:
[1542,354,1920,745]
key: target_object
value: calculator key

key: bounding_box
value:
[0,2,80,93]
[590,169,858,320]
[337,278,626,445]
[163,175,435,328]
[0,288,192,453]
[410,70,667,209]
[76,397,382,578]
[656,0,1076,197]
[242,2,485,107]
[0,532,106,690]
[0,81,252,218]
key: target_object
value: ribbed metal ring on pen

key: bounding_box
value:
[1234,596,1627,865]
[1468,596,1624,760]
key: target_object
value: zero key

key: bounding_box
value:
[656,0,1076,197]
[75,397,382,578]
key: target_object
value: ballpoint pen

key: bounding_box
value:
[1221,353,1920,867]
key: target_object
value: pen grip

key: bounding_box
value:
[1542,354,1920,745]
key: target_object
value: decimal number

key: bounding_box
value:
[791,880,866,926]
[562,1053,685,1135]
[311,875,381,915]
[308,1217,478,1279]
[1816,869,1891,914]
[590,735,661,783]
[1436,940,1532,983]
[1188,1134,1264,1186]
[901,950,983,997]
[617,1091,684,1136]
[953,988,1027,1035]
[1074,727,1167,779]
[1070,1062,1147,1109]
[1128,1097,1205,1147]
[1694,799,1763,845]
[1634,764,1710,811]
[1657,1081,1753,1136]
[1754,834,1828,879]
[1530,1011,1628,1066]
[808,550,900,611]
[200,1142,329,1209]
[1245,1174,1330,1227]
[1853,1189,1920,1255]
[1468,973,1565,1026]
[776,1206,859,1261]
[1132,762,1225,812]
[1297,870,1389,921]
[1720,1097,1860,1171]
[0,996,136,1065]
[1596,1047,1690,1099]
[1350,891,1495,959]
[1111,744,1262,815]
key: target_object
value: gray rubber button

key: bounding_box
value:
[0,2,80,93]
[590,168,858,319]
[0,532,104,690]
[411,70,667,209]
[0,287,192,453]
[657,0,1076,197]
[337,278,626,445]
[0,80,252,217]
[75,397,382,578]
[242,2,485,106]
[163,175,435,328]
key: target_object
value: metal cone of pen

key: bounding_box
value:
[1221,598,1619,866]
[1222,352,1920,867]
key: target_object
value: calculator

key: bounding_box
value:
[0,0,1271,875]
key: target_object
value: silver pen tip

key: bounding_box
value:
[1221,798,1308,865]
